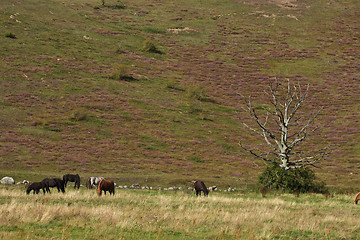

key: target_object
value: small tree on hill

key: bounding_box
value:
[239,79,330,181]
[240,79,329,169]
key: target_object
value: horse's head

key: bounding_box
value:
[354,192,360,205]
[60,184,65,193]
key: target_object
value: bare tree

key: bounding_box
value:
[239,79,329,170]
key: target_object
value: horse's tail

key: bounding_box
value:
[354,192,360,205]
[76,174,80,187]
[111,181,115,195]
[97,180,104,196]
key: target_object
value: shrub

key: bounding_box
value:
[110,63,133,81]
[5,32,16,39]
[142,39,162,54]
[73,111,88,121]
[258,163,328,194]
[165,79,183,91]
[144,27,166,34]
[186,84,207,101]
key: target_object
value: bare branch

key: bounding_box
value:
[238,141,276,163]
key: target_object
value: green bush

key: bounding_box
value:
[142,39,162,54]
[258,163,328,194]
[110,63,132,80]
[5,32,16,39]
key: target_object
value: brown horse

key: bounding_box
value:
[192,180,209,196]
[354,192,360,205]
[97,179,115,196]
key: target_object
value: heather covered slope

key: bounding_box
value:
[0,0,359,189]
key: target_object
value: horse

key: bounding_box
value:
[97,179,115,196]
[354,192,360,205]
[87,177,104,189]
[192,180,209,196]
[41,178,65,193]
[26,182,45,195]
[63,174,80,189]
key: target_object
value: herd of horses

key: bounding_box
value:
[25,174,210,197]
[26,174,114,196]
[23,175,360,202]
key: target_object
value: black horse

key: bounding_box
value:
[63,174,80,189]
[192,180,209,196]
[41,178,65,193]
[26,182,45,195]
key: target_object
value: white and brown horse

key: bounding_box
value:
[87,177,104,189]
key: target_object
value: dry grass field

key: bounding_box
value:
[1,186,360,239]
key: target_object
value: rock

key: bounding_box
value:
[1,177,15,184]
[208,186,217,191]
[130,184,140,189]
[16,180,30,185]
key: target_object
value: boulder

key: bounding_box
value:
[16,180,30,185]
[1,177,15,185]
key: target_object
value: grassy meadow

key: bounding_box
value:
[1,185,360,239]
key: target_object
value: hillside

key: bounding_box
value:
[1,0,359,190]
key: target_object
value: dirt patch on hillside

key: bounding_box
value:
[167,27,198,34]
[241,0,298,9]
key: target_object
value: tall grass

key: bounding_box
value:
[1,186,359,239]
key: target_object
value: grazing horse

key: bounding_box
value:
[63,174,80,189]
[192,180,209,196]
[97,179,115,196]
[354,192,360,205]
[26,182,45,195]
[87,177,104,189]
[41,178,65,193]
